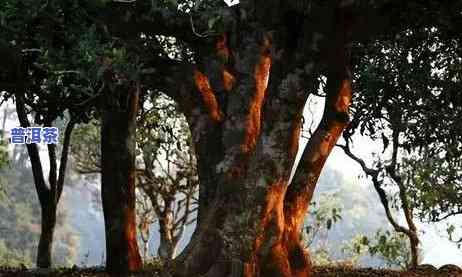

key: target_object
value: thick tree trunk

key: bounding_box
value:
[170,34,312,277]
[36,201,57,268]
[166,2,355,277]
[101,83,142,273]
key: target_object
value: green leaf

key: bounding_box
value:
[360,235,369,245]
[208,17,218,29]
[167,0,178,8]
[326,219,332,230]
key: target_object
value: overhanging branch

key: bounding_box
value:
[101,2,199,46]
[141,57,197,112]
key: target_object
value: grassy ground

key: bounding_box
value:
[0,265,461,277]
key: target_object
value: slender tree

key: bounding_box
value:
[137,94,198,261]
[0,0,96,267]
[338,23,462,268]
[0,43,80,268]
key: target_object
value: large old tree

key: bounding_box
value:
[100,0,460,275]
[108,0,361,275]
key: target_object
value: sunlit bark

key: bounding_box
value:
[101,81,142,273]
[133,1,366,276]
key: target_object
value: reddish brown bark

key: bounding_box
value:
[170,44,306,277]
[150,2,358,276]
[242,35,272,154]
[282,3,355,275]
[194,70,224,123]
[101,81,142,273]
[222,69,236,92]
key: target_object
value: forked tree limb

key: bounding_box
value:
[283,0,355,232]
[338,129,420,268]
[337,142,411,236]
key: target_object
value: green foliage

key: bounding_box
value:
[368,230,412,269]
[405,148,462,225]
[0,0,99,124]
[142,257,164,271]
[310,248,335,267]
[134,93,198,260]
[349,20,462,255]
[341,234,370,266]
[0,240,33,267]
[0,148,41,267]
[304,192,343,248]
[344,230,412,269]
[0,0,147,123]
[0,132,7,169]
[0,146,79,267]
[71,120,101,175]
[351,26,462,147]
